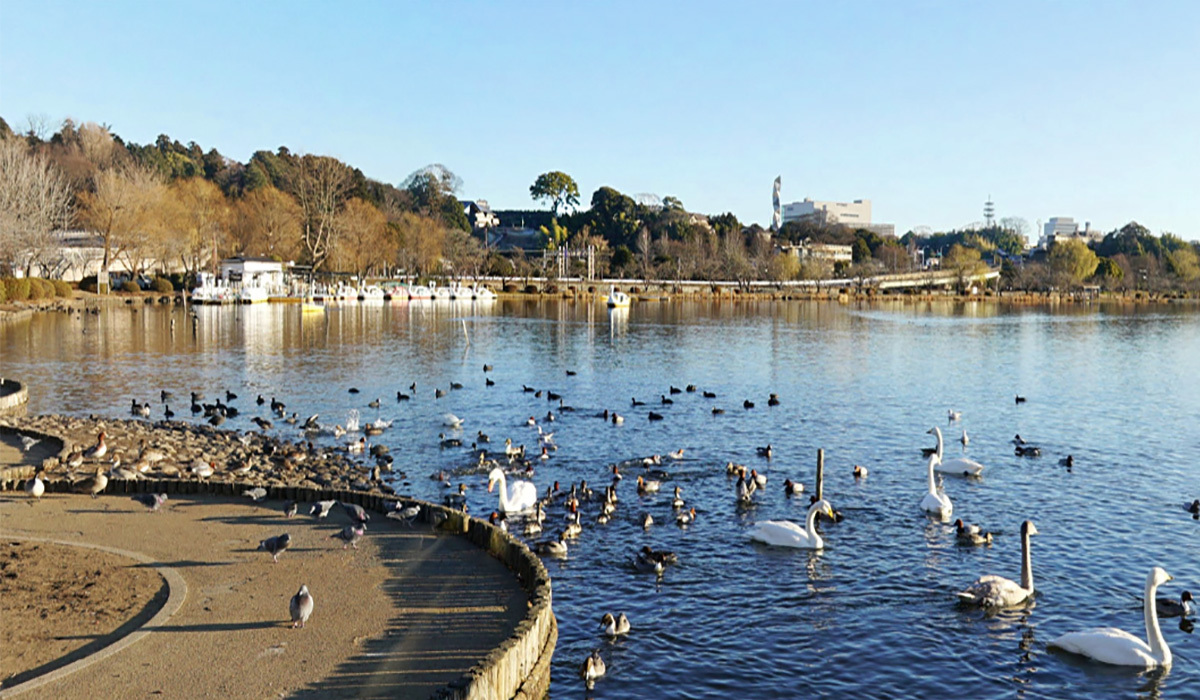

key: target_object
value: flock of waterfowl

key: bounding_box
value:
[20,366,1198,689]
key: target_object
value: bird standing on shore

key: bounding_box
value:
[290,585,314,628]
[258,533,291,562]
[83,432,108,460]
[25,470,45,501]
[330,524,366,549]
[132,493,169,512]
[73,466,108,498]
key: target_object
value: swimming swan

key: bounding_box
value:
[748,498,835,550]
[928,427,984,477]
[957,520,1037,608]
[920,454,953,520]
[1049,567,1174,668]
[488,467,538,513]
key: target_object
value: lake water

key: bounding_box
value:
[3,299,1199,699]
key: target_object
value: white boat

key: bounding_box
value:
[472,284,497,301]
[407,284,432,300]
[237,285,269,304]
[358,285,386,303]
[333,283,357,301]
[603,286,631,308]
[191,272,234,305]
[431,282,453,302]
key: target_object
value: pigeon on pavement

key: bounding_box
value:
[330,524,366,550]
[290,585,313,628]
[243,487,268,502]
[258,533,291,562]
[339,501,371,525]
[283,501,298,518]
[131,493,168,512]
[310,500,336,518]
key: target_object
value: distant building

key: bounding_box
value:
[485,227,545,252]
[20,231,183,282]
[462,200,499,232]
[782,198,894,237]
[219,257,286,289]
[779,239,853,264]
[1039,217,1102,249]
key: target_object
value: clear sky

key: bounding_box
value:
[2,1,1197,239]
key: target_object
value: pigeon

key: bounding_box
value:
[339,501,370,525]
[25,472,45,501]
[132,493,168,512]
[387,503,421,527]
[258,533,291,562]
[290,585,314,628]
[310,500,336,518]
[330,524,366,549]
[283,501,298,518]
[20,435,40,451]
[243,487,268,502]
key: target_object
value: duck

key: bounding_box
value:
[669,385,682,394]
[24,470,45,501]
[72,466,108,498]
[438,433,462,448]
[641,513,654,529]
[611,412,624,425]
[954,518,994,546]
[736,477,754,505]
[920,455,953,520]
[750,469,767,488]
[928,427,985,477]
[947,409,962,423]
[756,444,773,459]
[610,464,622,481]
[767,393,780,406]
[748,499,836,550]
[671,486,685,509]
[580,649,606,688]
[668,448,685,460]
[685,384,696,392]
[523,520,543,537]
[743,400,755,409]
[957,520,1037,608]
[600,612,631,637]
[190,460,215,479]
[1049,567,1173,668]
[647,411,664,421]
[1156,591,1193,618]
[960,429,969,447]
[1015,445,1041,458]
[1188,499,1200,515]
[661,395,674,405]
[702,390,716,398]
[711,407,725,415]
[636,475,661,495]
[676,507,696,525]
[639,544,677,566]
[631,397,645,407]
[1012,434,1027,446]
[1015,394,1027,404]
[82,432,108,460]
[853,465,869,479]
[783,479,804,496]
[726,461,746,477]
[488,511,508,532]
[1059,455,1075,468]
[536,532,569,557]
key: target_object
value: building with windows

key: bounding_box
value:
[782,198,894,237]
[778,239,853,264]
[1039,217,1102,249]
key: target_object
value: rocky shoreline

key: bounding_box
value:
[0,413,391,495]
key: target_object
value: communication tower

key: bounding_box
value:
[984,195,995,228]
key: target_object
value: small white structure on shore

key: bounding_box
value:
[219,257,287,302]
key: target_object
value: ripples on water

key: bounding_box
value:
[3,299,1199,699]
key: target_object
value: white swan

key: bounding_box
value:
[928,427,984,477]
[920,454,953,520]
[487,467,537,513]
[1049,567,1174,668]
[957,520,1037,607]
[749,499,835,549]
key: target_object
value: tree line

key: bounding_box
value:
[1,116,1196,294]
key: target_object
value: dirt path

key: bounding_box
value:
[0,491,526,699]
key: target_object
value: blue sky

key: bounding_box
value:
[2,1,1197,239]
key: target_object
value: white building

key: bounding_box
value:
[782,198,894,237]
[1039,217,1102,248]
[219,257,287,290]
[779,239,853,264]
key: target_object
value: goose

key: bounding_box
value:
[600,612,631,637]
[954,518,993,546]
[668,448,684,460]
[671,486,685,509]
[783,479,804,496]
[853,465,869,479]
[1156,591,1193,618]
[1049,567,1174,668]
[957,520,1037,607]
[580,649,606,688]
[488,467,537,513]
[536,532,569,557]
[641,513,654,529]
[596,511,612,525]
[82,432,108,460]
[676,507,696,525]
[636,475,661,494]
[748,499,836,549]
[920,454,953,520]
[928,427,985,477]
[24,470,45,501]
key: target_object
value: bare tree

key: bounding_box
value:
[0,138,73,276]
[330,198,390,280]
[288,155,352,272]
[169,177,230,274]
[393,212,445,278]
[233,186,301,260]
[76,164,163,276]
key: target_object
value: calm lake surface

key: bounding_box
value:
[3,299,1199,699]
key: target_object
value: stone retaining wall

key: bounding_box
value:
[0,379,29,414]
[0,476,556,700]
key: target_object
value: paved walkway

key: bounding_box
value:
[0,492,527,699]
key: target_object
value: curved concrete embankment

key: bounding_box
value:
[0,379,28,415]
[1,476,555,699]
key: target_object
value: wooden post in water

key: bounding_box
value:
[816,448,824,501]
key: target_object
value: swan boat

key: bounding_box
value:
[603,286,631,308]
